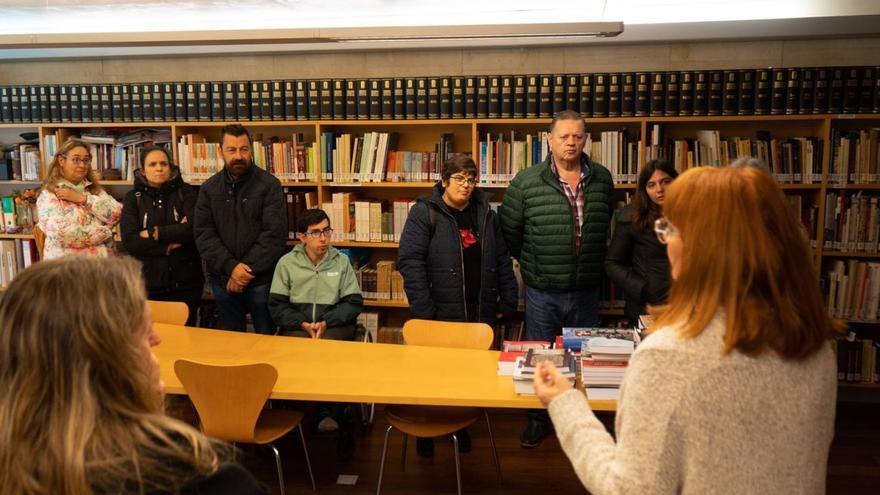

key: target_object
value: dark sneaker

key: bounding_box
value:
[416,437,435,458]
[453,428,471,453]
[520,419,547,448]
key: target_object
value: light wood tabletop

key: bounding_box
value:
[154,323,617,412]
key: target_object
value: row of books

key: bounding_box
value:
[355,261,406,302]
[3,66,880,124]
[282,190,318,240]
[647,126,824,183]
[321,194,416,243]
[830,128,880,184]
[826,260,880,322]
[786,195,820,247]
[823,192,880,252]
[0,195,35,235]
[0,239,38,289]
[835,338,879,383]
[1,144,40,181]
[319,132,456,183]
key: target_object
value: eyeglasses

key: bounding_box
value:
[63,155,92,165]
[304,227,333,239]
[449,175,477,187]
[654,217,678,245]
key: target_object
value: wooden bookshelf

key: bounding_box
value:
[0,233,35,239]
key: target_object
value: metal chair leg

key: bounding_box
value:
[400,433,408,472]
[376,425,394,495]
[268,443,286,495]
[485,410,503,483]
[297,425,317,492]
[451,433,463,495]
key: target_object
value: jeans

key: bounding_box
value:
[211,281,276,335]
[524,285,600,425]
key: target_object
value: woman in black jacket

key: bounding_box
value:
[398,155,519,458]
[605,159,679,327]
[122,147,204,326]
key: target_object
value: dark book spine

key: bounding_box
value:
[678,72,693,116]
[843,68,860,114]
[224,83,236,121]
[649,72,665,117]
[439,77,452,119]
[621,73,635,117]
[170,82,183,121]
[259,81,271,120]
[707,71,723,116]
[552,75,567,115]
[91,85,104,123]
[464,77,476,118]
[738,70,755,115]
[607,73,621,118]
[198,82,211,121]
[873,67,880,113]
[829,68,844,113]
[111,85,123,122]
[60,85,71,122]
[0,87,9,123]
[417,78,429,119]
[10,87,21,123]
[527,75,540,118]
[186,83,198,121]
[813,69,829,114]
[163,83,175,121]
[369,79,381,119]
[307,81,319,120]
[593,74,608,117]
[770,69,786,115]
[722,70,739,116]
[320,80,333,119]
[27,86,38,123]
[47,86,59,122]
[799,68,815,114]
[272,81,284,121]
[20,86,32,122]
[858,67,875,114]
[208,82,222,121]
[538,76,553,117]
[358,79,370,120]
[426,77,440,118]
[294,81,306,121]
[283,81,295,120]
[476,77,489,118]
[566,75,580,114]
[76,85,89,122]
[140,84,152,122]
[151,83,164,121]
[71,86,84,123]
[785,68,800,115]
[487,76,501,118]
[451,77,464,119]
[345,80,357,119]
[754,69,771,115]
[39,86,50,123]
[405,78,417,119]
[500,76,512,118]
[513,76,526,118]
[692,71,708,116]
[635,72,650,116]
[334,80,346,120]
[394,78,406,119]
[664,72,679,117]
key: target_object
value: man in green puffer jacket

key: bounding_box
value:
[501,110,615,448]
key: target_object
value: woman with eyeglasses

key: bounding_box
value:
[534,166,842,494]
[397,154,519,458]
[121,147,204,326]
[605,159,679,327]
[37,139,123,259]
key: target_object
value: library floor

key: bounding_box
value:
[186,401,880,494]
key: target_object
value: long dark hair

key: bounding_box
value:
[632,159,679,232]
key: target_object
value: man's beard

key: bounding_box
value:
[226,158,251,177]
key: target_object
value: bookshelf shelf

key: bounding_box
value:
[335,240,399,248]
[825,183,880,190]
[326,182,435,188]
[0,180,41,185]
[0,233,34,239]
[101,180,134,185]
[279,181,319,187]
[364,299,409,308]
[823,251,880,258]
[838,381,880,389]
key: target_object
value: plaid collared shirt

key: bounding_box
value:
[550,155,590,251]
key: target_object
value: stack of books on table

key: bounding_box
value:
[580,329,640,401]
[512,348,577,396]
[497,340,551,376]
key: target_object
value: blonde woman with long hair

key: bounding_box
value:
[0,256,266,494]
[534,166,843,494]
[37,139,123,259]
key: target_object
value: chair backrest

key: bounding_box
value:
[33,225,45,260]
[148,300,189,326]
[174,360,277,442]
[402,319,494,350]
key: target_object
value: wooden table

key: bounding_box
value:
[154,323,617,412]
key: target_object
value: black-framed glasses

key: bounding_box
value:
[449,174,477,187]
[654,217,678,245]
[63,155,92,165]
[304,227,333,238]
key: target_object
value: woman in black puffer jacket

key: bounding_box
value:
[121,147,204,326]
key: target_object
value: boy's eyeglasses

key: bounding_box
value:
[449,175,477,187]
[654,217,678,245]
[304,227,333,238]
